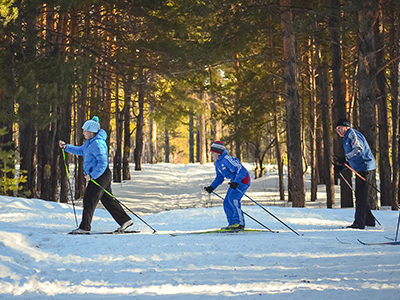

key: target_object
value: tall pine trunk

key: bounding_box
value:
[358,3,378,209]
[134,67,145,171]
[113,73,123,182]
[329,0,353,208]
[165,128,170,163]
[303,43,316,202]
[390,5,400,211]
[375,6,392,207]
[189,114,195,163]
[315,34,335,208]
[280,0,305,207]
[123,75,132,180]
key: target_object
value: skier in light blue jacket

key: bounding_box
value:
[204,141,250,230]
[59,116,133,234]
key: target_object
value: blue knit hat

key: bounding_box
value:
[82,116,100,133]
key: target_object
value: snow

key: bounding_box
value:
[1,163,400,299]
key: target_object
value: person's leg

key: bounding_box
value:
[98,168,132,226]
[223,192,234,225]
[363,171,376,226]
[354,172,369,229]
[225,184,248,226]
[79,181,103,231]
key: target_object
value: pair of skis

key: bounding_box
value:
[69,228,277,236]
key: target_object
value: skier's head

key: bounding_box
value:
[210,141,225,161]
[336,118,350,138]
[82,116,100,133]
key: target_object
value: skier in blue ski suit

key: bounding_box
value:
[204,141,250,230]
[334,118,377,229]
[59,116,133,234]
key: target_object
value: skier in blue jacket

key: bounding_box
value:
[59,116,133,234]
[334,118,377,229]
[204,141,250,230]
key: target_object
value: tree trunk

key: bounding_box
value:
[358,3,378,210]
[123,75,132,180]
[134,67,145,171]
[329,0,353,208]
[113,73,122,182]
[189,114,195,163]
[165,128,170,163]
[75,4,91,199]
[19,3,38,198]
[233,53,242,161]
[149,98,157,164]
[303,44,317,202]
[391,6,400,211]
[315,35,335,208]
[198,102,207,165]
[280,0,305,207]
[375,6,392,207]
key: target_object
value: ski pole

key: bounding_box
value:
[61,148,78,227]
[237,189,301,236]
[344,163,382,194]
[90,178,157,233]
[211,191,274,232]
[338,171,381,226]
[395,208,400,242]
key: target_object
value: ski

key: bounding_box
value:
[170,228,278,236]
[336,237,351,244]
[69,230,141,235]
[357,239,400,245]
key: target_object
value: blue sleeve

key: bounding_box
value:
[211,163,225,189]
[65,144,84,156]
[89,140,108,179]
[345,129,362,160]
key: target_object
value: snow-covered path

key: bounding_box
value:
[1,163,399,299]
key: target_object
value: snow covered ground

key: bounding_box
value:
[1,163,400,299]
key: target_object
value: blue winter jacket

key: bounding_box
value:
[65,129,108,180]
[343,127,376,173]
[211,150,250,189]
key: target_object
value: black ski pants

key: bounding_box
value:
[79,167,131,231]
[354,170,375,229]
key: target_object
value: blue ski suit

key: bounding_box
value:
[210,150,250,226]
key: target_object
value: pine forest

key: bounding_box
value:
[0,0,399,210]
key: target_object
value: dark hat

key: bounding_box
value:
[336,118,350,127]
[210,141,226,154]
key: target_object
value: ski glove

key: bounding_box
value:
[333,163,344,174]
[229,182,239,190]
[204,186,214,194]
[334,155,346,165]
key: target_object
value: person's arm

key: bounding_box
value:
[64,143,85,156]
[210,166,225,190]
[345,129,363,160]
